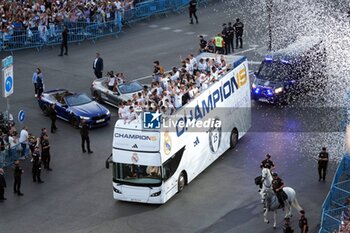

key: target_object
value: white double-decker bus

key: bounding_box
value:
[106,53,251,204]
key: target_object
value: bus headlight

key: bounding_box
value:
[274,87,283,94]
[150,191,161,197]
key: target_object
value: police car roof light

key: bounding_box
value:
[280,59,290,64]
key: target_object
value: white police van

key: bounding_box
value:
[106,53,251,204]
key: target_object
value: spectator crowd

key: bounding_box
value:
[0,0,141,39]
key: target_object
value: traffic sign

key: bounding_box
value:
[2,56,13,68]
[2,65,14,98]
[18,110,25,123]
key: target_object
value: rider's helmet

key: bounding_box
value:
[271,172,278,177]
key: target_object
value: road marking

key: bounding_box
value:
[248,61,262,65]
[173,29,183,33]
[185,32,195,35]
[149,24,159,28]
[161,27,171,30]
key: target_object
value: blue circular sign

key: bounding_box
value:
[5,76,13,92]
[18,110,25,123]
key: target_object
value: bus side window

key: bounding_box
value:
[163,146,186,181]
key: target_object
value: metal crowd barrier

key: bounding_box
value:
[0,0,210,52]
[319,155,350,233]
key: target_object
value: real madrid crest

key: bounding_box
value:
[131,153,139,163]
[164,131,172,155]
[208,118,222,153]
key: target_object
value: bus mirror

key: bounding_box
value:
[105,154,112,169]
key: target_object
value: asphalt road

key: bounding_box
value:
[0,1,338,233]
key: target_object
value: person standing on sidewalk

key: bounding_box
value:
[19,126,29,159]
[80,120,93,154]
[41,134,52,171]
[13,160,24,196]
[32,68,42,98]
[32,146,44,183]
[189,0,198,24]
[0,130,6,168]
[0,168,6,201]
[58,26,68,56]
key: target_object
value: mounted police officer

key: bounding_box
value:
[260,154,275,170]
[272,172,285,208]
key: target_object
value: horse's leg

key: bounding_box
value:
[284,200,292,218]
[264,208,269,224]
[273,210,277,229]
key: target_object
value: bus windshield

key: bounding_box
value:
[114,163,162,186]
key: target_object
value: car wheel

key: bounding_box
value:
[230,128,238,149]
[70,116,80,129]
[178,172,186,193]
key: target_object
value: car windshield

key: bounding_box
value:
[259,61,293,81]
[118,82,143,94]
[65,94,92,106]
[114,163,162,186]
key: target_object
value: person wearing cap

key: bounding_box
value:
[80,120,93,154]
[318,147,328,182]
[0,168,6,201]
[283,217,294,233]
[272,172,285,208]
[221,23,230,54]
[32,146,44,183]
[13,160,24,196]
[299,210,308,233]
[227,22,235,53]
[233,18,244,49]
[260,154,275,170]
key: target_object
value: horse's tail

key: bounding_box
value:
[291,197,303,212]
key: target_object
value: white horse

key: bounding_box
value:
[260,168,303,229]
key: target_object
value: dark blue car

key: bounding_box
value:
[38,89,111,128]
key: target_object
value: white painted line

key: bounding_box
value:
[161,27,171,30]
[200,34,208,37]
[185,32,195,35]
[149,24,159,28]
[248,61,262,65]
[173,29,183,33]
[234,47,260,55]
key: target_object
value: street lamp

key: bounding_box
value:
[266,0,273,51]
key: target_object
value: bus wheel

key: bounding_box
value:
[178,172,186,193]
[230,128,238,149]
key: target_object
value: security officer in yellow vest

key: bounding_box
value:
[212,34,225,54]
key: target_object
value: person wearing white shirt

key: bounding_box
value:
[173,91,183,109]
[189,54,198,69]
[8,132,17,163]
[185,58,194,75]
[118,103,125,118]
[107,72,115,91]
[19,126,29,158]
[170,67,180,82]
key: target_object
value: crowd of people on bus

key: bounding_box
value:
[0,0,144,40]
[117,53,230,123]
